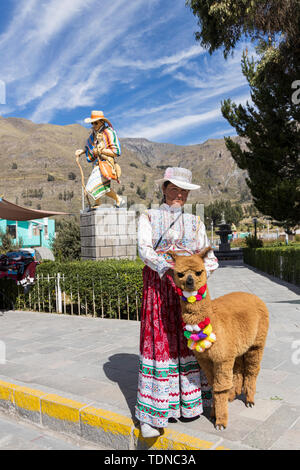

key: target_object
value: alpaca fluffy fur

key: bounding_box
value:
[169,248,269,430]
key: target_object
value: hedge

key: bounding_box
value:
[243,246,300,286]
[0,259,145,320]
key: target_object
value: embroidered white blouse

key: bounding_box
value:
[138,203,219,279]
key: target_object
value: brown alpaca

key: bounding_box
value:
[168,248,269,430]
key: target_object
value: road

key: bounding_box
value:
[0,410,109,450]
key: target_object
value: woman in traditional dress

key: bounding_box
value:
[135,167,219,438]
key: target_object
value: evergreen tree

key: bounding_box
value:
[204,200,244,229]
[187,0,300,232]
[221,50,299,232]
[0,231,23,254]
[186,0,299,58]
[51,218,81,261]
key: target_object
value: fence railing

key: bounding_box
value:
[14,272,142,321]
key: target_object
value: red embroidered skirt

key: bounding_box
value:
[135,266,212,428]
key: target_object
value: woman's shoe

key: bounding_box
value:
[140,422,160,438]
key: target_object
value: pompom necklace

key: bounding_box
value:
[175,283,207,303]
[182,317,216,353]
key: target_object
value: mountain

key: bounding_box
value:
[0,116,251,218]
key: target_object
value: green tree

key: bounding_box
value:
[0,230,23,254]
[136,186,146,200]
[188,0,300,233]
[51,218,81,261]
[186,0,299,58]
[221,49,299,232]
[204,200,244,229]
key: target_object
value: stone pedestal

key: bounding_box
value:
[80,208,137,260]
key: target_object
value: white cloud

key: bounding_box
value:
[116,44,204,71]
[119,108,222,140]
[5,0,147,121]
[25,0,94,44]
[0,0,254,144]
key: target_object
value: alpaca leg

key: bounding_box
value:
[243,346,264,407]
[228,355,244,402]
[213,360,235,429]
[214,390,229,430]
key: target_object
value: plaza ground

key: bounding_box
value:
[0,260,299,450]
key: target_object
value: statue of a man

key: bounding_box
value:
[75,110,124,208]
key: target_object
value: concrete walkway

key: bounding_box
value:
[0,260,299,450]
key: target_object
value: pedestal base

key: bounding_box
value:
[219,242,231,252]
[215,248,243,260]
[80,207,137,260]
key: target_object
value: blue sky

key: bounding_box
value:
[0,0,255,145]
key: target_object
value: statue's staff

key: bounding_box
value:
[75,149,91,208]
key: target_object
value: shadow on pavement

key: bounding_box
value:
[103,353,139,421]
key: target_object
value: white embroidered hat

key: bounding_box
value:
[155,167,200,191]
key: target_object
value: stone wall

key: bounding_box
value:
[80,208,137,260]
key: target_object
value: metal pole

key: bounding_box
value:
[57,273,62,313]
[253,217,257,239]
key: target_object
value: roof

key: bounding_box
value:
[0,197,69,221]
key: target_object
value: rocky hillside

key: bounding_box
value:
[0,116,251,217]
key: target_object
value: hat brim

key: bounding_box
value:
[84,117,113,127]
[155,178,200,191]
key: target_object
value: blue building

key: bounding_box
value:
[0,217,55,249]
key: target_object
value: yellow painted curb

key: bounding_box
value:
[14,386,47,412]
[0,379,17,404]
[133,427,214,451]
[81,405,133,437]
[0,379,229,450]
[41,394,84,423]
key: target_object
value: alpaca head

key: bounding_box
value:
[167,247,211,292]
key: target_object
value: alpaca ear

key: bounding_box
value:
[198,246,212,259]
[166,251,178,261]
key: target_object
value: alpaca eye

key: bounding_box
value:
[177,273,184,278]
[195,271,203,276]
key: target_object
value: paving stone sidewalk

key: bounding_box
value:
[0,260,299,450]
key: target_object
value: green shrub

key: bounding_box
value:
[243,246,300,286]
[12,258,145,320]
[245,235,263,248]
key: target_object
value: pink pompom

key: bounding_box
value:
[191,334,199,341]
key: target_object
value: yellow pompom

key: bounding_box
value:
[196,344,204,353]
[187,296,196,303]
[203,324,212,336]
[188,339,196,350]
